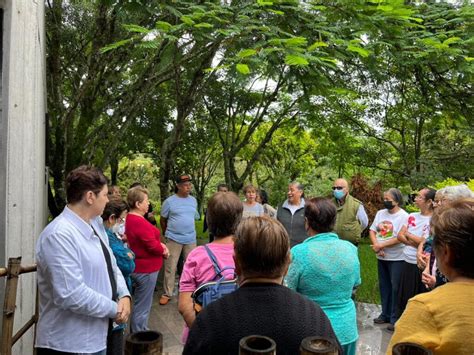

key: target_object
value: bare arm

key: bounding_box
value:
[417,240,427,269]
[369,230,383,253]
[178,291,196,328]
[397,225,411,245]
[380,237,401,248]
[405,231,425,247]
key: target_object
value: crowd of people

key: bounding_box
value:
[34,165,474,354]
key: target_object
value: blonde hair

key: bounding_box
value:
[243,184,257,194]
[127,186,148,209]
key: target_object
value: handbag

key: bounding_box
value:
[191,245,238,313]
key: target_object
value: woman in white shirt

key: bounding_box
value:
[36,166,131,355]
[394,188,436,323]
[369,188,408,332]
[242,184,264,219]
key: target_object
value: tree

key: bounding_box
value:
[305,1,473,189]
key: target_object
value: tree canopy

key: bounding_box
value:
[45,0,473,214]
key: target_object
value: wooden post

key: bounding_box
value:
[392,342,433,355]
[239,335,276,355]
[1,257,22,355]
[300,336,339,355]
[125,331,163,355]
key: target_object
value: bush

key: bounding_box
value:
[432,178,474,191]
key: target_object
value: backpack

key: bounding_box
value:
[191,245,238,313]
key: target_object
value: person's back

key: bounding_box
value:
[184,216,341,355]
[388,279,474,354]
[388,198,474,355]
[288,233,360,348]
[183,283,339,355]
[289,236,359,306]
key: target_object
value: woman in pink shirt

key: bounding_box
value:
[178,191,243,340]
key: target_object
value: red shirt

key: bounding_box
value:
[125,213,164,273]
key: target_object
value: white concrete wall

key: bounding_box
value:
[0,0,47,354]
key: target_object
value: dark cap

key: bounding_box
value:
[175,174,192,184]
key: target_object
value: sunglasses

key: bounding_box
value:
[332,186,344,190]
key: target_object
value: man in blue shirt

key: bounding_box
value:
[159,174,199,305]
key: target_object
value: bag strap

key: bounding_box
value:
[204,244,223,278]
[92,226,118,301]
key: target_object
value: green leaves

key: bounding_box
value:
[236,63,250,75]
[347,45,370,58]
[100,39,132,53]
[194,23,213,29]
[308,41,328,51]
[155,21,172,32]
[285,37,308,47]
[237,49,258,58]
[122,24,150,34]
[285,54,309,66]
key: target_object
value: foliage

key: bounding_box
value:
[309,1,474,189]
[45,0,473,220]
[432,178,474,191]
[111,155,161,205]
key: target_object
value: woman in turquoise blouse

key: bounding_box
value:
[287,197,361,355]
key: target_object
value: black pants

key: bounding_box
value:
[107,328,124,355]
[394,261,427,321]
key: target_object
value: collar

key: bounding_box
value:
[304,232,339,243]
[282,197,305,210]
[62,206,95,240]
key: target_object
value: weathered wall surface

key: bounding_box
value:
[0,0,47,353]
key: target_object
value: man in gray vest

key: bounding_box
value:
[276,182,306,247]
[332,178,368,246]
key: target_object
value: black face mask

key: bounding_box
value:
[384,201,395,210]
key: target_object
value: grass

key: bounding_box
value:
[194,220,381,304]
[356,238,381,304]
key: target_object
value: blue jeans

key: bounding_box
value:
[131,271,159,333]
[377,259,403,325]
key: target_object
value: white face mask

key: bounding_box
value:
[112,222,125,236]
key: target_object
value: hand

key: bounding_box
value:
[377,249,385,258]
[372,243,383,253]
[115,296,131,324]
[417,250,428,270]
[161,243,170,259]
[421,272,436,289]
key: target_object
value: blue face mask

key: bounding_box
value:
[333,190,345,200]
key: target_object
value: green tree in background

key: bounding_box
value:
[45,0,473,215]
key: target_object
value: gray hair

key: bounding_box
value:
[438,184,474,201]
[385,188,404,207]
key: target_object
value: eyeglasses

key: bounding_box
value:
[117,216,126,223]
[332,186,344,190]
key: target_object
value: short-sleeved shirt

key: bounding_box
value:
[179,243,235,292]
[402,212,432,264]
[161,194,198,244]
[370,208,409,261]
[242,203,264,219]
